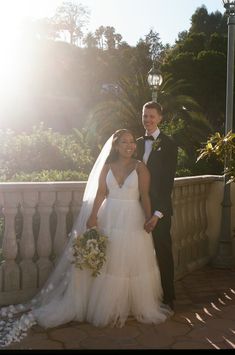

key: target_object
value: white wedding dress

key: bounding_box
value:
[0,163,168,347]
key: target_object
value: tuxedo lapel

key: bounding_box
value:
[137,137,145,159]
[147,132,163,166]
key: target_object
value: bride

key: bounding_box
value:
[0,129,169,347]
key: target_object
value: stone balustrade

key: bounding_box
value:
[0,176,234,306]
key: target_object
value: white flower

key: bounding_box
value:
[9,305,16,313]
[17,304,25,311]
[0,307,7,317]
[71,228,108,277]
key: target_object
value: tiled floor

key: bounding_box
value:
[6,265,235,350]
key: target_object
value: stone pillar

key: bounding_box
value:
[54,191,72,258]
[199,184,209,261]
[72,188,84,223]
[0,192,4,292]
[36,191,55,288]
[181,185,189,271]
[172,186,184,278]
[0,192,21,291]
[19,191,38,289]
[192,184,202,263]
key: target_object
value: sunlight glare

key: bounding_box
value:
[0,0,62,99]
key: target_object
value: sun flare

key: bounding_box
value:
[0,1,62,98]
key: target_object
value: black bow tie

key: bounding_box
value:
[143,135,154,141]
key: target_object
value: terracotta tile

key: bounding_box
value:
[189,326,228,342]
[49,327,87,344]
[172,340,214,349]
[136,326,174,348]
[80,336,121,349]
[3,266,235,350]
[103,325,140,339]
[154,319,190,336]
[203,318,235,332]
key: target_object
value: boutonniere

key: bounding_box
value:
[152,137,162,151]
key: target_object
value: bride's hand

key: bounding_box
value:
[144,215,159,233]
[144,221,152,233]
[86,215,98,229]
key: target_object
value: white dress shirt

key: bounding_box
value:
[143,128,160,164]
[143,128,163,219]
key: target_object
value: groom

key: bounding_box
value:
[136,101,178,312]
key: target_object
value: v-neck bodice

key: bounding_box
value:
[106,168,139,200]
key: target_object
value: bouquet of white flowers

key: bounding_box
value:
[71,227,108,277]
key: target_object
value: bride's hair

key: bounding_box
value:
[105,129,136,163]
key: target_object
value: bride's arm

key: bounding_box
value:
[137,161,152,222]
[86,164,109,228]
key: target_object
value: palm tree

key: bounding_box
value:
[158,74,213,157]
[104,26,116,50]
[95,26,105,50]
[114,33,123,48]
[88,72,210,144]
[83,32,97,48]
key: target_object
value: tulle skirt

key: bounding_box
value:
[33,197,167,328]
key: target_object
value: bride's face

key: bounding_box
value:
[117,132,136,158]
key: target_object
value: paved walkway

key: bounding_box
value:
[5,265,235,350]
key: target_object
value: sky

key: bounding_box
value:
[0,0,226,46]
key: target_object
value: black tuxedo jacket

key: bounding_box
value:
[136,132,178,216]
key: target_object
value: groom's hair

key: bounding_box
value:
[105,129,136,163]
[143,101,163,116]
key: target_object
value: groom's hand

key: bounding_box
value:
[144,215,159,233]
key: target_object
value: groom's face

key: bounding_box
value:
[142,108,162,134]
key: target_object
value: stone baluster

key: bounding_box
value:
[72,188,84,223]
[193,184,202,263]
[36,191,55,288]
[184,185,191,263]
[0,193,4,292]
[54,191,72,258]
[199,184,209,260]
[185,185,193,266]
[181,185,189,271]
[172,186,184,278]
[188,185,196,265]
[0,192,21,291]
[0,265,2,293]
[19,191,38,289]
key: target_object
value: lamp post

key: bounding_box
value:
[147,64,163,102]
[213,0,235,268]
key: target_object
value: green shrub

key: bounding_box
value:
[0,124,95,181]
[197,131,235,183]
[5,169,88,182]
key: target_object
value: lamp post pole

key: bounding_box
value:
[213,0,235,268]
